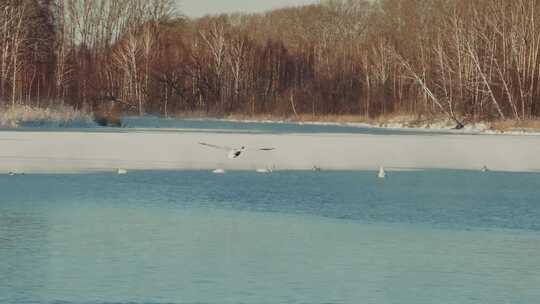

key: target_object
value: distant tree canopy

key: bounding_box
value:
[2,0,540,121]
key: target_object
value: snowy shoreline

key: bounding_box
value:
[215,117,540,136]
[1,128,539,174]
[144,113,540,136]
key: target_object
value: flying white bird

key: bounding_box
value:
[199,142,275,159]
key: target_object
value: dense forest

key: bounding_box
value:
[2,0,540,124]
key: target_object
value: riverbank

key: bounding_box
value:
[0,105,95,128]
[219,114,540,135]
[2,104,540,135]
[1,129,539,173]
[162,111,540,135]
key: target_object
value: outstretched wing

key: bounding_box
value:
[258,148,276,151]
[199,142,232,151]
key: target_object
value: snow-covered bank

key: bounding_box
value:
[120,115,540,136]
[0,130,539,173]
[221,117,540,136]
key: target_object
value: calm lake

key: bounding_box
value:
[1,170,539,303]
[12,116,472,136]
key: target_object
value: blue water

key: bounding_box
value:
[4,116,464,136]
[1,170,539,303]
[2,170,539,231]
[120,116,458,135]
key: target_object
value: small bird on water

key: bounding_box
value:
[256,165,275,173]
[378,166,386,179]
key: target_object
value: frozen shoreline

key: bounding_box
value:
[1,129,540,173]
[218,117,540,136]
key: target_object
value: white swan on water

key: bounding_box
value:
[256,166,275,173]
[378,166,386,179]
[199,142,275,159]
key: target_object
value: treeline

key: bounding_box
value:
[0,0,173,113]
[2,0,540,123]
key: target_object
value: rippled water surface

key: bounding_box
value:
[1,170,539,303]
